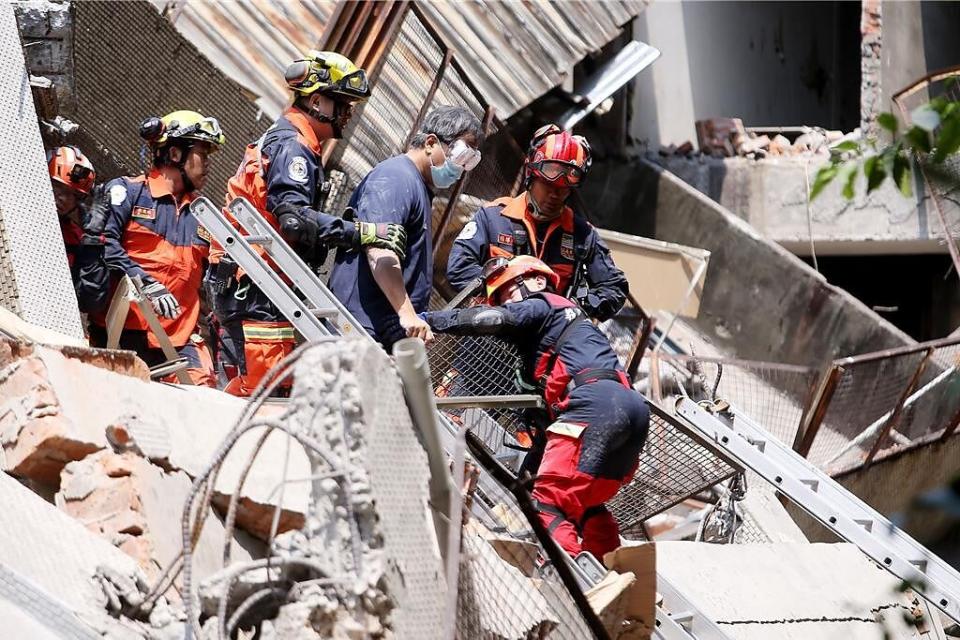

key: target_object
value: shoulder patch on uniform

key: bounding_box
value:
[196,225,212,242]
[131,206,156,220]
[109,184,127,206]
[288,156,309,183]
[457,220,478,241]
[563,307,579,322]
[560,233,575,260]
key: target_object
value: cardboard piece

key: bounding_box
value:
[603,543,657,639]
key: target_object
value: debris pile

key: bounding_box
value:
[658,116,860,160]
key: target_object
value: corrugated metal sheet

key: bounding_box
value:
[417,0,647,118]
[152,0,337,118]
[158,0,646,121]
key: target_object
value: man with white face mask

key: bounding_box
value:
[329,105,483,350]
[447,124,628,322]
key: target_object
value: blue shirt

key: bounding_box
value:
[329,154,433,347]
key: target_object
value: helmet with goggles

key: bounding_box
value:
[285,51,371,102]
[524,124,592,188]
[47,145,95,195]
[484,255,560,303]
[140,110,225,151]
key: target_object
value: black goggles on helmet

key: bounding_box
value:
[481,256,510,282]
[328,69,370,100]
[69,164,93,183]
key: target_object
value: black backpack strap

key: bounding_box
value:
[538,306,584,391]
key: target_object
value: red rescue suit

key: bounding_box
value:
[424,292,649,559]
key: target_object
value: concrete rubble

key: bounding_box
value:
[681,116,855,160]
[657,542,936,640]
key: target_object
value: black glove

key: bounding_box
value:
[354,221,407,262]
[142,280,181,319]
[204,256,238,296]
[278,210,319,250]
[81,186,109,246]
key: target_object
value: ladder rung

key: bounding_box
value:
[310,308,339,319]
[243,234,273,246]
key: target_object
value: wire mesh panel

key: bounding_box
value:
[897,342,960,442]
[325,9,443,213]
[656,354,817,448]
[805,351,927,469]
[458,475,596,640]
[608,404,734,537]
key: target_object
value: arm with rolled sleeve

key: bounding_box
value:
[102,180,149,281]
[580,228,628,321]
[446,208,493,292]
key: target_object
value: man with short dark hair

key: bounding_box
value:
[447,124,627,322]
[329,105,484,350]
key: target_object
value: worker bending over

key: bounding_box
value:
[423,255,649,560]
[447,124,627,321]
[47,145,109,317]
[90,110,223,386]
[208,51,406,396]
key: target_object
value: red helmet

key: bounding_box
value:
[484,255,560,303]
[524,124,592,188]
[47,146,95,195]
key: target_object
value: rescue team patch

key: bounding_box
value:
[109,184,127,206]
[560,233,575,260]
[131,206,156,220]
[288,156,309,183]
[457,220,477,241]
[196,225,212,242]
[497,233,514,245]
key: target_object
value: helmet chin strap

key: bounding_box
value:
[307,99,348,138]
[527,191,561,222]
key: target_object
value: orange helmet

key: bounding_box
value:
[524,124,592,188]
[47,145,95,194]
[484,255,560,303]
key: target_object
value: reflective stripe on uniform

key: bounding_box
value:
[241,322,295,342]
[545,421,587,439]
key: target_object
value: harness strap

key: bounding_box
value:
[566,368,629,395]
[533,500,569,533]
[538,307,584,392]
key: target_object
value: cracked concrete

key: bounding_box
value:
[657,542,937,640]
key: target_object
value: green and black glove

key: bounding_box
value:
[357,222,407,262]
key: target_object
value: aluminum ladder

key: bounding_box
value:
[189,196,732,639]
[675,396,960,625]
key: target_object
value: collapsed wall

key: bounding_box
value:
[582,158,915,367]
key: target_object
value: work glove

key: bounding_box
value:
[357,222,407,262]
[204,256,238,296]
[142,280,181,319]
[80,186,109,246]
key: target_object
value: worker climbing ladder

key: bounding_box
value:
[190,195,728,640]
[675,396,960,625]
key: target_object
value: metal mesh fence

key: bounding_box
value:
[458,470,596,639]
[896,342,960,443]
[805,351,929,470]
[655,354,817,448]
[607,404,734,537]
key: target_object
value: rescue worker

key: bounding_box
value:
[47,145,109,315]
[422,255,649,560]
[89,110,224,386]
[206,51,406,396]
[328,105,483,350]
[446,124,628,322]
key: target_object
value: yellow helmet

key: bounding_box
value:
[140,110,225,148]
[284,51,371,102]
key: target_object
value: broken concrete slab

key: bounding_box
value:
[59,450,261,586]
[0,470,146,637]
[0,343,312,539]
[657,542,937,639]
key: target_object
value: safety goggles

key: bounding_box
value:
[481,256,510,282]
[333,69,370,100]
[171,116,225,145]
[445,139,482,171]
[529,159,585,186]
[69,163,93,183]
